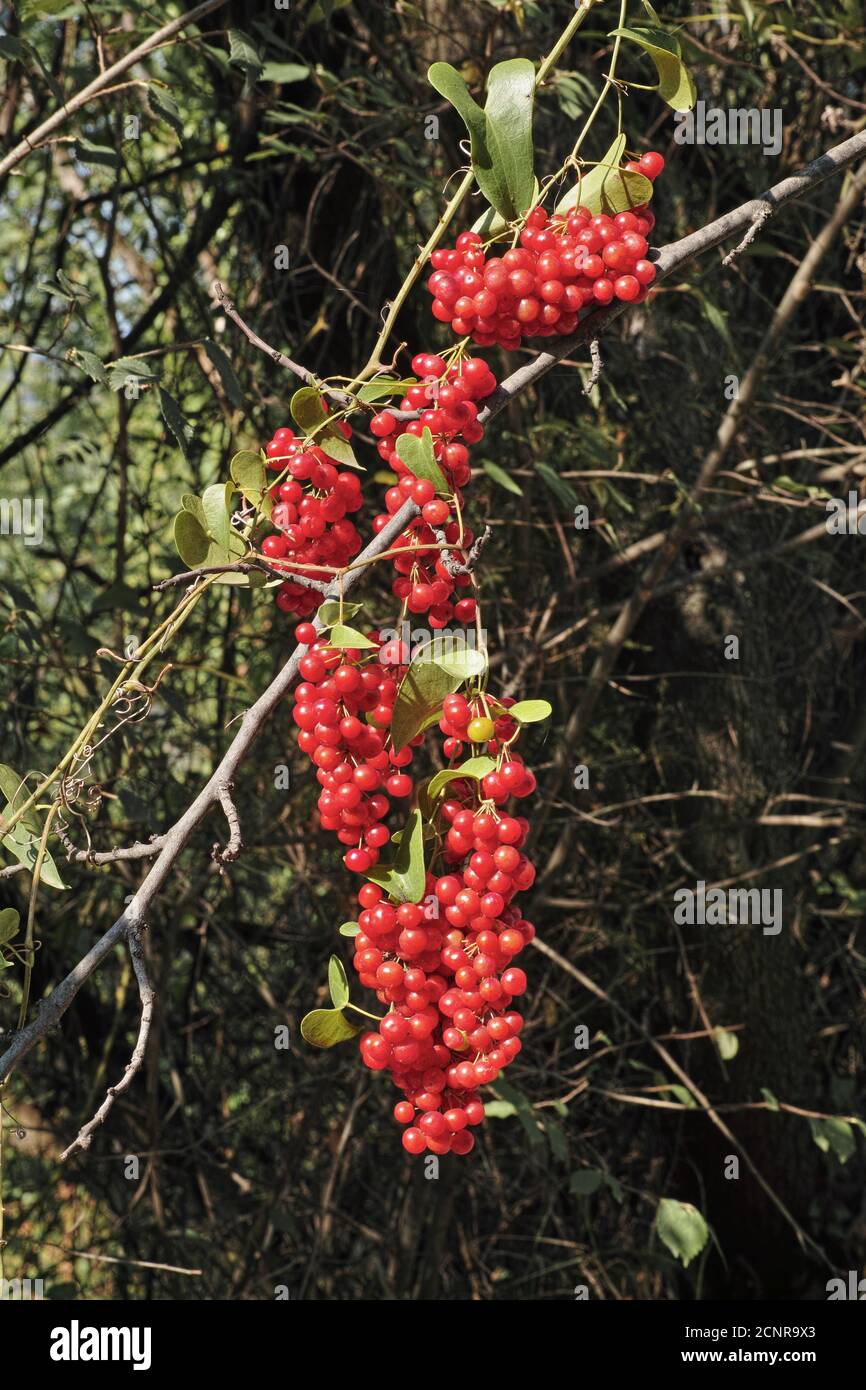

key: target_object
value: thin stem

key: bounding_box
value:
[17,803,59,1029]
[568,0,630,164]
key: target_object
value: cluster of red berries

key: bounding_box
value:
[366,351,497,625]
[353,695,537,1155]
[262,426,364,617]
[426,152,664,349]
[290,635,422,874]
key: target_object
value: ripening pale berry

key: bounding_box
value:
[466,716,495,743]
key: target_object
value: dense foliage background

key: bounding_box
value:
[1,0,865,1301]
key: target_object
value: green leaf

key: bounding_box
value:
[66,347,108,385]
[555,133,653,216]
[0,908,20,945]
[73,139,119,169]
[228,29,263,84]
[317,599,362,627]
[570,1168,604,1195]
[430,59,535,221]
[261,62,310,84]
[329,623,376,649]
[203,339,243,408]
[391,651,462,752]
[291,386,361,469]
[534,460,578,509]
[159,388,193,460]
[0,768,66,890]
[809,1117,856,1165]
[427,756,496,800]
[339,921,360,937]
[107,356,159,392]
[508,699,552,724]
[761,1087,780,1112]
[300,1007,361,1048]
[319,433,360,469]
[713,1027,739,1060]
[328,954,350,1009]
[544,1119,568,1161]
[655,1198,710,1268]
[20,0,73,15]
[610,26,696,111]
[428,63,499,210]
[490,1078,544,1144]
[290,385,329,435]
[432,645,487,680]
[484,1100,517,1119]
[482,459,523,496]
[230,450,267,506]
[395,428,449,495]
[201,483,233,554]
[148,85,184,142]
[483,58,536,221]
[357,378,417,403]
[365,809,426,903]
[174,510,210,567]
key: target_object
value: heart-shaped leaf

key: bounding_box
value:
[390,652,462,752]
[301,1007,362,1048]
[555,134,653,216]
[433,645,487,680]
[0,908,20,945]
[230,450,269,512]
[655,1198,710,1267]
[174,510,210,567]
[329,623,376,649]
[365,808,426,903]
[202,483,233,554]
[395,428,449,495]
[328,954,350,1009]
[317,599,362,627]
[426,756,496,801]
[290,387,361,471]
[508,699,552,724]
[357,378,417,403]
[610,26,696,111]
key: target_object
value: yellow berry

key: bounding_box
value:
[467,716,495,743]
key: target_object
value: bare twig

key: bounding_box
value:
[431,524,492,577]
[153,560,329,593]
[213,781,242,869]
[722,203,773,266]
[211,280,323,391]
[583,339,603,394]
[59,924,155,1161]
[55,825,167,865]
